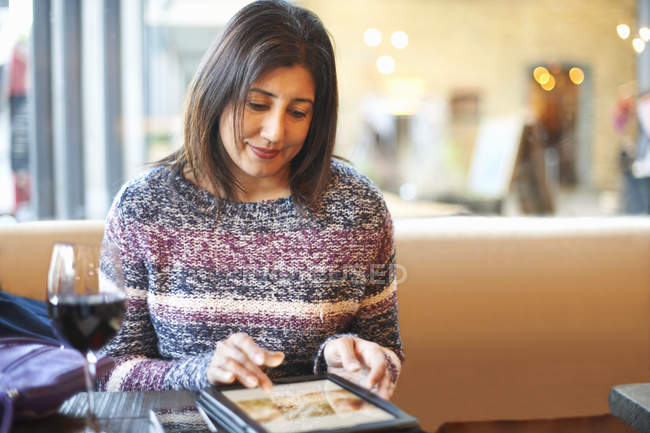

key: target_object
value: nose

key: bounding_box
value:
[260,109,285,144]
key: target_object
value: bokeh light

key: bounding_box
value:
[633,37,645,53]
[640,27,650,42]
[376,55,395,74]
[538,71,551,85]
[533,66,549,84]
[540,74,556,91]
[364,28,382,47]
[391,31,409,49]
[617,24,631,39]
[569,67,585,85]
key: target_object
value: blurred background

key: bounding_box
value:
[1,0,649,221]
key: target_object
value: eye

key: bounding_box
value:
[290,110,308,119]
[247,102,268,111]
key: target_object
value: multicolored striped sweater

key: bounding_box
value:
[99,160,402,391]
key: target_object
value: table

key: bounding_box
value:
[11,390,426,433]
[11,391,199,433]
[610,383,650,433]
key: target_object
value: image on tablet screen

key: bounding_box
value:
[222,379,394,433]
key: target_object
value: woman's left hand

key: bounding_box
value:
[323,336,395,400]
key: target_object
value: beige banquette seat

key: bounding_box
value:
[1,217,649,430]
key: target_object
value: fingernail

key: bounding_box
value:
[255,354,264,365]
[247,377,258,387]
[267,353,284,367]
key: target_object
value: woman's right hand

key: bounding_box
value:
[206,332,284,392]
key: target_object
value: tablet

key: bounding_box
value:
[199,375,418,433]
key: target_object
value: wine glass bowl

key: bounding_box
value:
[47,241,126,431]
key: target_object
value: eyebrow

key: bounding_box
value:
[249,88,314,105]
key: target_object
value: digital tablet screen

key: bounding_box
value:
[221,379,394,433]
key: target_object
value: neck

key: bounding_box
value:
[233,170,291,202]
[182,165,291,203]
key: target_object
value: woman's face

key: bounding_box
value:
[219,64,316,194]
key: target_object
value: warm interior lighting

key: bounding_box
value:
[385,77,426,96]
[391,30,408,49]
[376,55,395,74]
[569,67,585,85]
[639,27,650,42]
[538,71,551,85]
[633,37,646,53]
[617,24,631,39]
[533,66,549,83]
[364,28,382,47]
[540,74,556,91]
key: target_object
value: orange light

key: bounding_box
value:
[533,66,549,83]
[538,72,551,85]
[569,67,584,85]
[540,74,556,91]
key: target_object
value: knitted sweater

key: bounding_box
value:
[100,160,402,392]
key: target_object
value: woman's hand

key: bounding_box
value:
[207,332,284,392]
[324,336,395,400]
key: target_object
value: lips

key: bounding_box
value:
[249,145,280,159]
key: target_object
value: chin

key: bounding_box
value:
[242,164,282,179]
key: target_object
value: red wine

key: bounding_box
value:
[48,292,126,353]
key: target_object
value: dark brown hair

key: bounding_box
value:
[160,0,338,210]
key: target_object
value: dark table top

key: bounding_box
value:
[12,391,199,433]
[11,390,426,433]
[610,383,650,433]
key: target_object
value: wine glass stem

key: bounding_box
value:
[84,351,99,429]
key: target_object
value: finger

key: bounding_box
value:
[231,333,268,366]
[212,349,262,389]
[360,344,386,388]
[223,358,262,388]
[231,333,284,369]
[336,338,361,372]
[217,334,274,392]
[207,366,235,385]
[376,369,393,400]
[218,347,273,392]
[216,340,250,366]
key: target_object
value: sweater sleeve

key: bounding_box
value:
[98,192,213,392]
[314,208,403,383]
[350,213,403,376]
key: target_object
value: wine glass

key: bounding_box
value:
[47,241,126,432]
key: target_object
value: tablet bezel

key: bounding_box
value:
[199,374,418,433]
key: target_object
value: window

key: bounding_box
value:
[1,0,649,221]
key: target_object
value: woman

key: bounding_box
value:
[100,0,402,400]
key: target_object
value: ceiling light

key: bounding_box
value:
[640,27,650,42]
[540,74,556,91]
[364,28,382,47]
[391,31,408,49]
[617,24,631,39]
[376,55,395,74]
[533,66,549,84]
[569,67,584,85]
